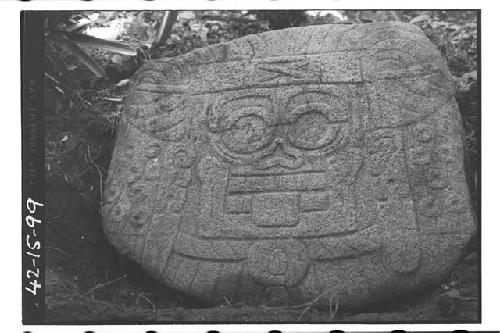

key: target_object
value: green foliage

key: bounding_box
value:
[408,11,477,77]
[44,12,138,79]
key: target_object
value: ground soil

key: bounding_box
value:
[43,82,479,324]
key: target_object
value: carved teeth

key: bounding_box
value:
[227,171,326,193]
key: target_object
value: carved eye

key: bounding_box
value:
[290,111,336,150]
[222,114,272,154]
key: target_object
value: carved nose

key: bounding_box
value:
[256,138,303,170]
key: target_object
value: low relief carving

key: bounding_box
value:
[166,144,197,214]
[420,196,442,217]
[103,22,475,307]
[255,58,315,83]
[248,239,310,286]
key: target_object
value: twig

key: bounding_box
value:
[46,246,76,261]
[153,10,178,48]
[327,297,339,321]
[86,145,103,199]
[459,297,478,301]
[49,33,106,78]
[296,291,330,321]
[259,293,328,311]
[223,296,232,306]
[45,39,82,92]
[136,293,156,312]
[61,30,137,56]
[137,47,151,61]
[44,72,61,86]
[328,296,333,319]
[260,304,303,310]
[201,15,264,24]
[86,274,127,295]
[75,166,91,177]
[390,10,403,22]
[103,97,124,103]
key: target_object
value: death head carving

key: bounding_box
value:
[102,22,476,307]
[206,91,349,165]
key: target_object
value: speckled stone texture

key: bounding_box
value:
[102,22,476,307]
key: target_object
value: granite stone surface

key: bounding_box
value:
[102,22,476,307]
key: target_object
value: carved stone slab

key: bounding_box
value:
[102,22,476,307]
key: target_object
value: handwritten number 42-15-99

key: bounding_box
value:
[25,198,43,296]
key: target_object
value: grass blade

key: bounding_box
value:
[49,33,106,78]
[62,30,137,56]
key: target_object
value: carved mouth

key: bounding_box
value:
[224,170,330,227]
[255,154,304,170]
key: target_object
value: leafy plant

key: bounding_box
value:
[45,12,138,79]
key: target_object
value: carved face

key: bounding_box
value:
[197,86,359,239]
